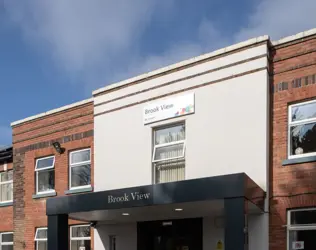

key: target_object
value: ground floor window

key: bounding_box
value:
[0,232,13,250]
[35,228,47,250]
[288,208,316,250]
[70,225,91,250]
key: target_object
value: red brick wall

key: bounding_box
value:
[270,36,316,250]
[0,162,13,233]
[12,101,94,250]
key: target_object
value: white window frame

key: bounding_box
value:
[0,232,13,249]
[34,227,47,250]
[70,224,91,250]
[35,156,55,195]
[287,208,316,250]
[288,99,316,159]
[69,148,91,190]
[152,124,186,163]
[0,171,13,203]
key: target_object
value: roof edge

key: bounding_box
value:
[272,28,316,46]
[11,98,93,127]
[93,35,269,96]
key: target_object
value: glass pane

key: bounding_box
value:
[37,170,55,193]
[154,143,184,161]
[71,240,91,250]
[36,157,54,170]
[36,228,48,239]
[291,101,316,122]
[290,123,316,155]
[1,171,13,182]
[71,226,91,238]
[155,160,185,183]
[71,150,90,164]
[291,210,316,225]
[71,165,91,188]
[0,183,13,202]
[37,241,47,250]
[2,233,13,242]
[2,245,13,250]
[155,125,185,145]
[289,230,316,250]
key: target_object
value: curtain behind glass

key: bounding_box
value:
[154,124,185,183]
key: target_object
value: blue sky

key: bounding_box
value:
[0,0,316,146]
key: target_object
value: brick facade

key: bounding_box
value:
[12,101,94,250]
[270,35,316,250]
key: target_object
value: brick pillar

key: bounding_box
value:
[13,150,26,250]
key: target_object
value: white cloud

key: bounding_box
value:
[3,0,170,88]
[2,0,316,92]
[235,0,316,42]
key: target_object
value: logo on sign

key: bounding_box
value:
[292,241,304,250]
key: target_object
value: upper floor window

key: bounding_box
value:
[289,100,316,158]
[0,232,13,250]
[287,208,316,250]
[152,123,186,183]
[35,156,55,194]
[70,225,91,250]
[0,171,13,203]
[69,149,91,189]
[35,228,47,250]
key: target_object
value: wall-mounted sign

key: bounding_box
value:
[216,240,223,250]
[107,191,151,204]
[162,221,172,226]
[292,241,304,250]
[143,93,195,124]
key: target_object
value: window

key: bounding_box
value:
[152,123,186,183]
[69,149,91,189]
[0,171,13,203]
[109,235,116,250]
[289,100,316,158]
[0,232,13,250]
[70,225,91,250]
[35,228,47,250]
[35,156,55,194]
[287,208,316,250]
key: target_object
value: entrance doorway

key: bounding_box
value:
[137,218,203,250]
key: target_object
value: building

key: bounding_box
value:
[48,34,270,250]
[270,31,316,250]
[5,28,316,250]
[0,146,13,250]
[11,99,94,250]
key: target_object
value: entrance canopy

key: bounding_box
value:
[46,173,265,220]
[46,173,265,250]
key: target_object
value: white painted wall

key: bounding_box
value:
[94,44,269,192]
[248,214,269,250]
[94,223,137,250]
[203,217,224,249]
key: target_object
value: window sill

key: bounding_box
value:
[282,155,316,166]
[0,201,13,207]
[64,186,93,195]
[32,191,57,199]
